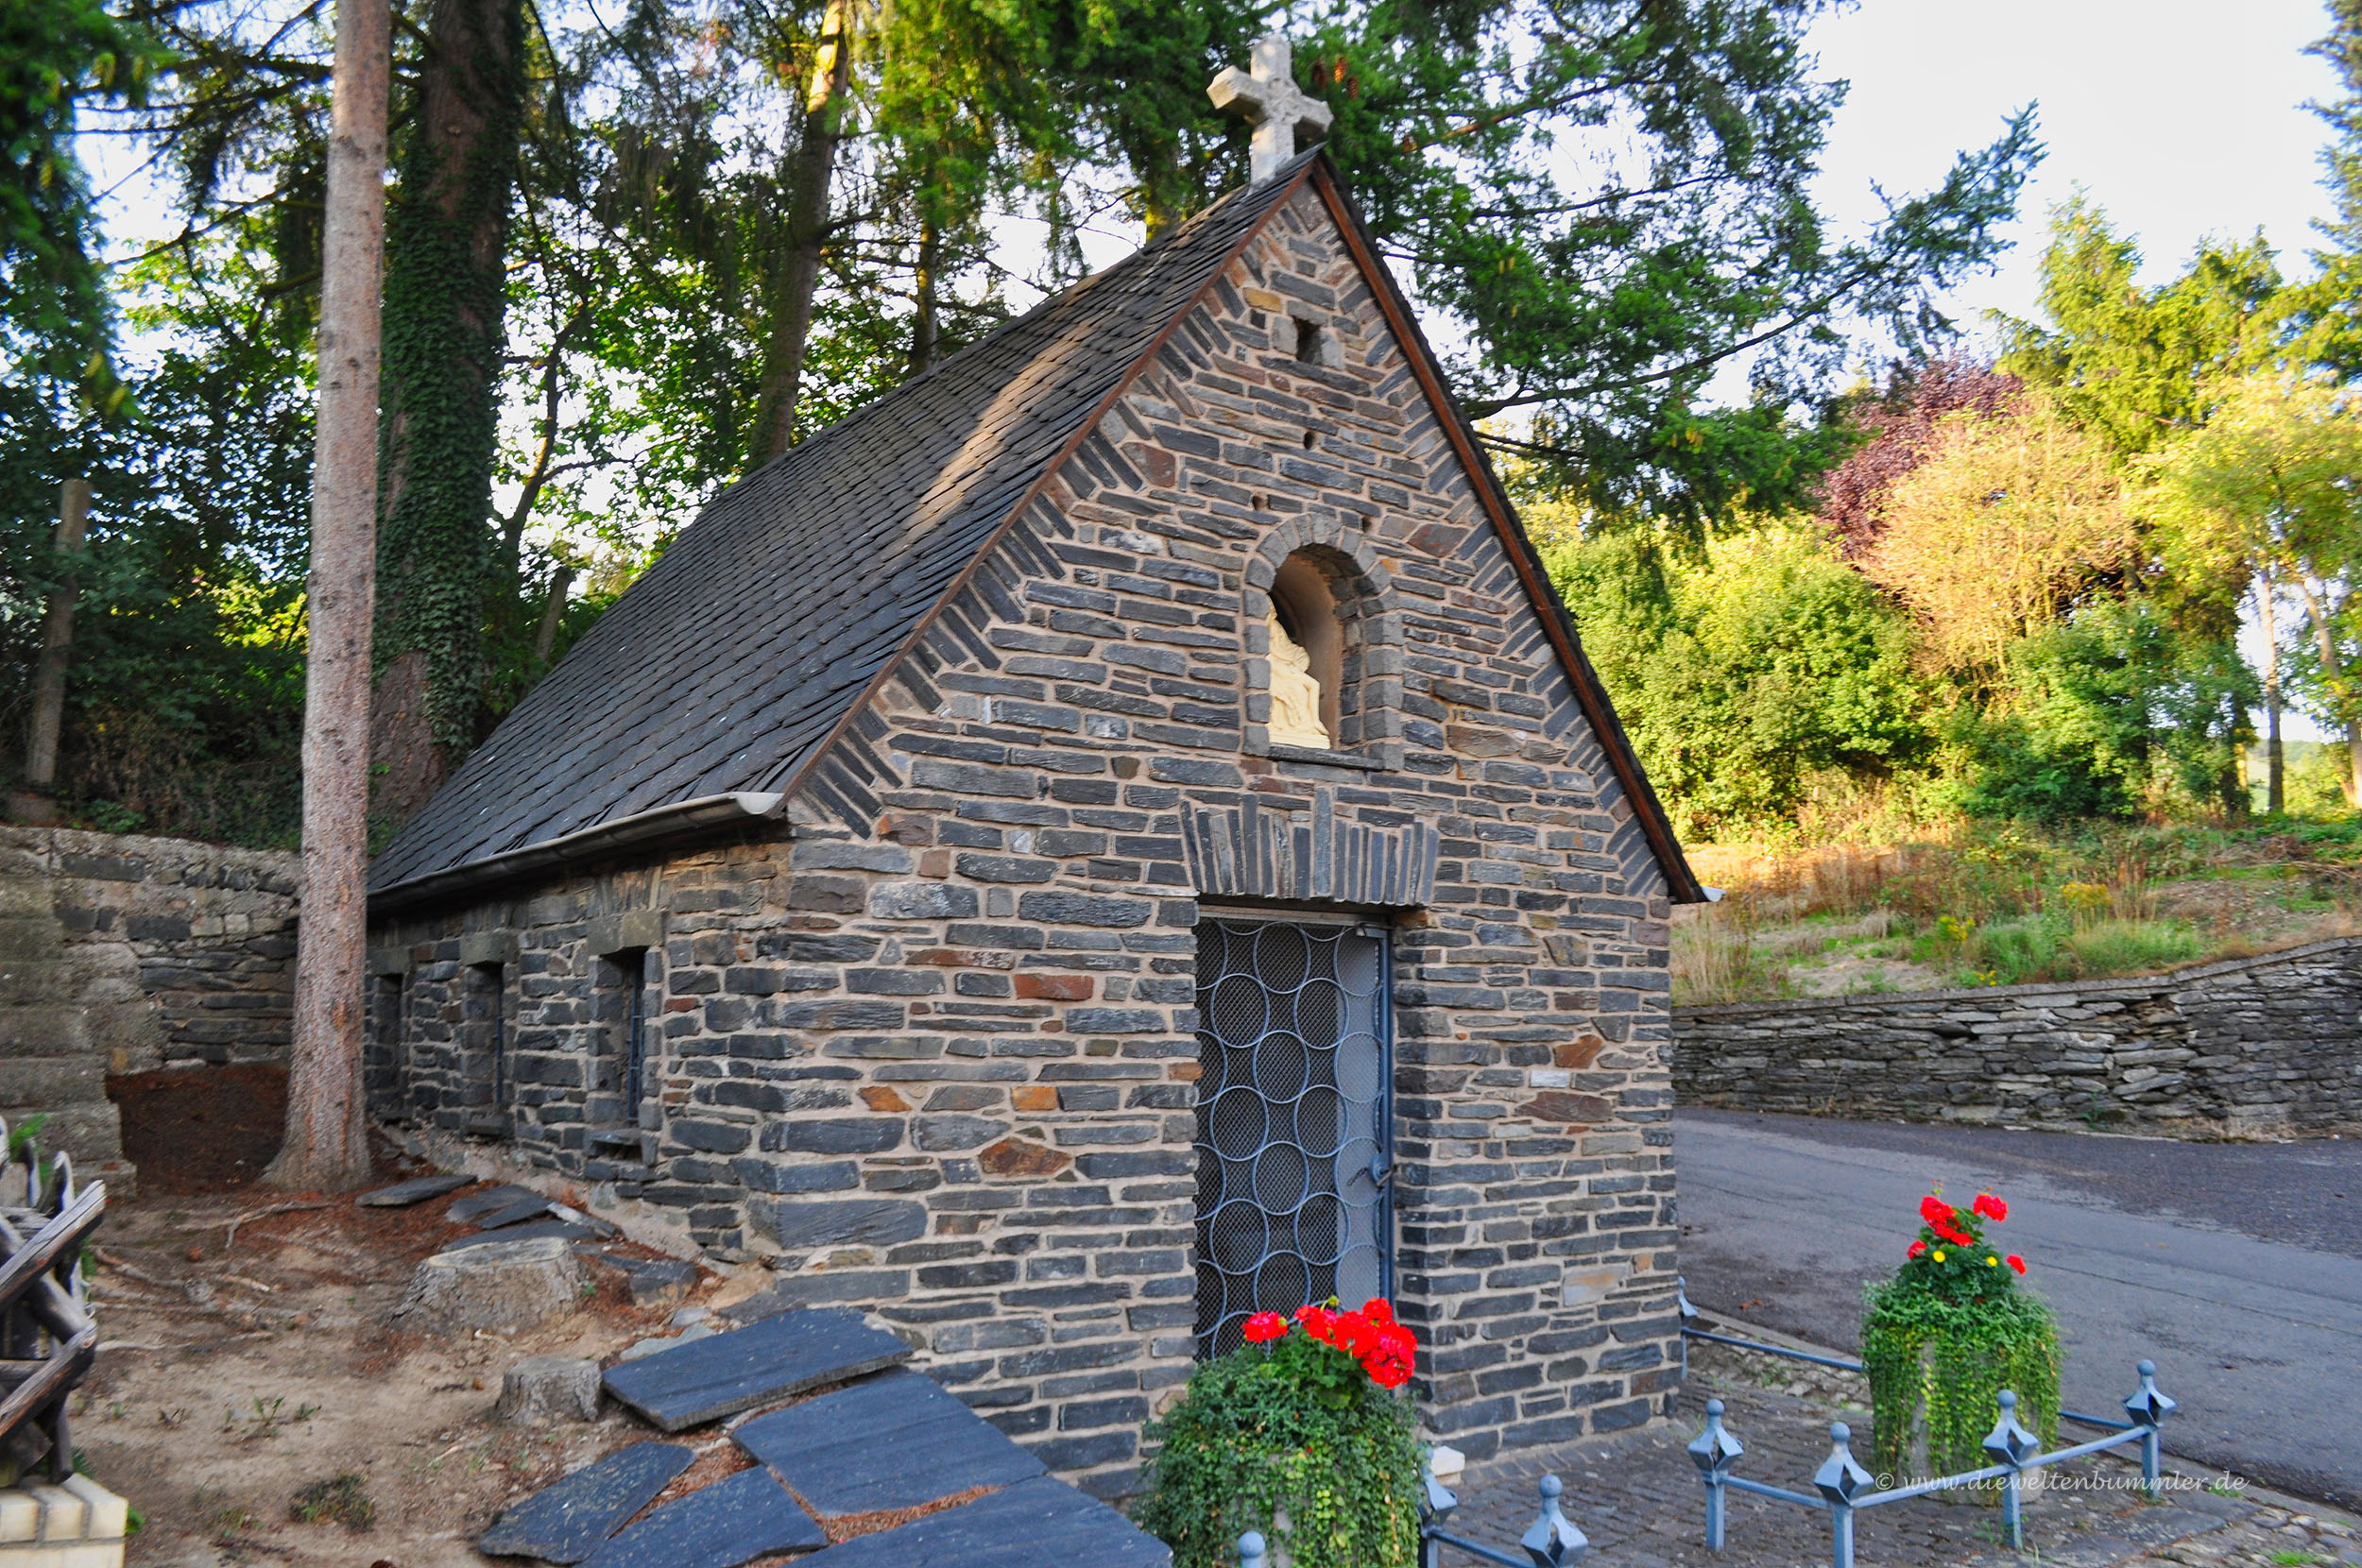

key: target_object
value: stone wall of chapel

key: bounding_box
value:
[371,184,1680,1492]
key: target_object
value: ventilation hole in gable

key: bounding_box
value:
[1294,319,1326,364]
[1302,430,1317,450]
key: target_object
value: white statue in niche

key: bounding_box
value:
[1265,607,1332,749]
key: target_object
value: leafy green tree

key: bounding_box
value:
[1996,196,2283,462]
[1549,521,1929,837]
[0,224,313,840]
[1859,388,2131,684]
[0,0,162,392]
[2140,372,2362,804]
[1303,0,2039,537]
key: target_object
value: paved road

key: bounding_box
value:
[1676,1110,2362,1508]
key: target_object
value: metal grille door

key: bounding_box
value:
[1193,917,1392,1357]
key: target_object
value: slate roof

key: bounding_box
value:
[371,153,1701,905]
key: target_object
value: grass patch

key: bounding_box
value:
[1677,813,2359,1003]
[290,1473,373,1531]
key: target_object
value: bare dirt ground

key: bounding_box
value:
[78,1075,753,1567]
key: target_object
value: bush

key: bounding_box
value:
[1957,601,2252,824]
[1137,1303,1424,1568]
[1547,521,1932,839]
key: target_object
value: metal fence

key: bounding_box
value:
[1222,1280,2182,1568]
[1677,1279,2179,1568]
[1228,1467,1590,1568]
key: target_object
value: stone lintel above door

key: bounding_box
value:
[1180,789,1440,908]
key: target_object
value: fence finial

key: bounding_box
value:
[2124,1360,2176,1427]
[1521,1474,1588,1567]
[1982,1389,2039,1467]
[1240,1530,1268,1568]
[1813,1423,1874,1507]
[1689,1398,1744,1473]
[1421,1460,1459,1523]
[1690,1398,1743,1551]
[2124,1359,2175,1497]
[1984,1389,2039,1549]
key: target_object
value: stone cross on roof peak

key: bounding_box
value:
[1209,35,1334,186]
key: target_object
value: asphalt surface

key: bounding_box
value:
[1676,1110,2362,1508]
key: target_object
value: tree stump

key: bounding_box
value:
[494,1355,603,1423]
[395,1236,586,1332]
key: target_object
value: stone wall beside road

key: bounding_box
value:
[1674,937,2362,1136]
[0,826,300,1168]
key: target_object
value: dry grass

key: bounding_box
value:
[1675,816,2362,1003]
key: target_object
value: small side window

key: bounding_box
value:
[466,961,508,1119]
[590,947,649,1158]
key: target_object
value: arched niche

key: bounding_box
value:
[1244,523,1402,769]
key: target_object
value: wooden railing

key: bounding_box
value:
[0,1120,104,1485]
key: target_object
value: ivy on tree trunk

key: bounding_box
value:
[372,0,526,821]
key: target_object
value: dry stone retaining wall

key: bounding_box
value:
[0,826,300,1169]
[1674,937,2362,1135]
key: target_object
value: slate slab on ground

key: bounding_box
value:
[448,1183,545,1223]
[440,1219,599,1252]
[602,1305,914,1432]
[734,1367,1046,1514]
[794,1475,1172,1567]
[576,1466,828,1568]
[474,1196,558,1230]
[477,1441,693,1563]
[355,1173,474,1208]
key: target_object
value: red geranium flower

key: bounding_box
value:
[1973,1193,2009,1222]
[1362,1324,1416,1389]
[1243,1311,1288,1343]
[1361,1298,1394,1325]
[1920,1195,1955,1228]
[1907,1240,1926,1259]
[1333,1311,1379,1358]
[1293,1304,1338,1344]
[2006,1254,2026,1275]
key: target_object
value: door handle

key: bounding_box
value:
[1367,1153,1395,1191]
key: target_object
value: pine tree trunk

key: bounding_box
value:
[750,0,857,466]
[22,479,91,793]
[371,0,527,822]
[907,218,940,378]
[271,0,388,1194]
[2261,573,2284,814]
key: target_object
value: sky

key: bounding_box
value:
[1806,0,2342,344]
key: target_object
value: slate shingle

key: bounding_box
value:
[370,161,1316,895]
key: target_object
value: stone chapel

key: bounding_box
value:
[363,79,1706,1497]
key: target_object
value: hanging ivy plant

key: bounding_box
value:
[1137,1301,1424,1568]
[1862,1190,2061,1485]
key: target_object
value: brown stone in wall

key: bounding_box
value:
[978,1137,1070,1178]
